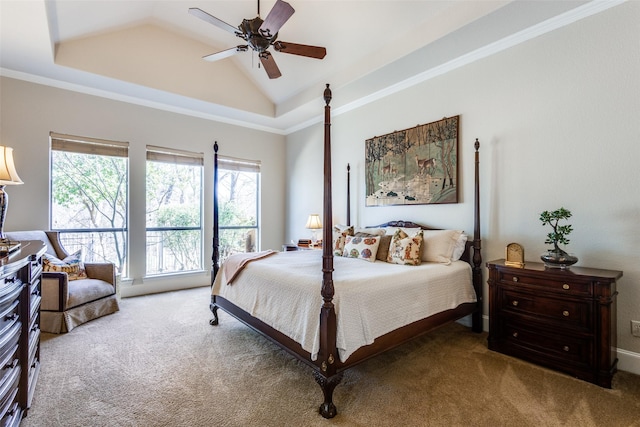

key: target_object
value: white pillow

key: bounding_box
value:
[342,235,381,262]
[451,233,468,261]
[421,229,463,264]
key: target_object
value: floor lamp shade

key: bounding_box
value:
[0,146,24,241]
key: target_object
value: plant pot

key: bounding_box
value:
[540,249,578,269]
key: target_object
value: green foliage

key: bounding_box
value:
[52,152,127,229]
[540,207,573,251]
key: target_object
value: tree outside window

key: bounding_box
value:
[50,134,128,275]
[217,156,260,262]
[145,146,203,276]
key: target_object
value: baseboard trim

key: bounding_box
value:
[617,348,640,376]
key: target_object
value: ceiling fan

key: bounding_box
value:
[189,0,327,79]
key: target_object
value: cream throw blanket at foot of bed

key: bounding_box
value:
[223,250,277,285]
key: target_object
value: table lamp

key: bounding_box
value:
[0,146,23,254]
[305,214,322,246]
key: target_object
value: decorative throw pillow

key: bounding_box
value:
[333,225,354,256]
[342,235,380,262]
[421,229,463,264]
[383,226,422,237]
[387,229,423,266]
[353,231,392,262]
[42,250,88,281]
[376,234,393,262]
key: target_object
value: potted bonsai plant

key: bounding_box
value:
[539,207,578,268]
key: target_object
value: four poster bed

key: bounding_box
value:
[210,85,483,418]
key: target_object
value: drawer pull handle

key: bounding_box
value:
[563,310,570,317]
[563,284,570,290]
[3,359,18,370]
[512,332,518,338]
[512,277,519,282]
[512,300,519,307]
[563,346,570,352]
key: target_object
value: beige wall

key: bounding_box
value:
[0,77,286,296]
[286,2,640,370]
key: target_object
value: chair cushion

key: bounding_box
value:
[66,279,116,310]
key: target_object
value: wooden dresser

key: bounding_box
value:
[0,240,45,425]
[487,259,622,388]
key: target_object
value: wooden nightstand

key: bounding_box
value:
[487,259,622,388]
[282,244,322,251]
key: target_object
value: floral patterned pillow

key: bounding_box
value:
[387,229,424,266]
[333,225,354,256]
[342,235,381,262]
[42,249,88,281]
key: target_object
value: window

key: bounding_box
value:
[50,133,129,275]
[146,145,203,276]
[217,156,260,262]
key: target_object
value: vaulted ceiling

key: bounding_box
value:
[1,1,616,134]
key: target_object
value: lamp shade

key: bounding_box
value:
[305,214,322,230]
[0,147,23,185]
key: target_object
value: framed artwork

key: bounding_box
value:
[365,115,459,206]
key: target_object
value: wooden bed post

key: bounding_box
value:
[313,84,343,419]
[472,138,483,333]
[346,164,351,227]
[212,141,220,285]
[210,141,220,326]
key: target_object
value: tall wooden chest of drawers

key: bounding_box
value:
[487,259,622,388]
[0,241,45,425]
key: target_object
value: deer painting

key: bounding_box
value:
[415,155,437,175]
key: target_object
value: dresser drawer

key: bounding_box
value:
[503,318,594,367]
[30,277,41,299]
[0,368,20,423]
[0,322,20,368]
[29,293,41,322]
[0,401,21,427]
[500,288,591,330]
[498,270,592,297]
[0,301,20,341]
[0,281,21,314]
[28,329,40,366]
[0,346,19,401]
[29,256,43,282]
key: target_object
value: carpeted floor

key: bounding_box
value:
[22,286,640,427]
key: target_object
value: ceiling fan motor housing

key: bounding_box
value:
[239,17,276,53]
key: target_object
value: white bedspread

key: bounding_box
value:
[211,250,476,363]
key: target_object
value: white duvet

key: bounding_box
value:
[211,250,476,362]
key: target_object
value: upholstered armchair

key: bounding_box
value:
[5,230,119,333]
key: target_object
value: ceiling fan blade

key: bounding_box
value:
[273,41,326,59]
[203,46,249,62]
[259,52,282,79]
[259,0,295,38]
[189,8,239,36]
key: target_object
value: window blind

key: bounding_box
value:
[218,155,261,173]
[146,145,204,166]
[50,132,129,157]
